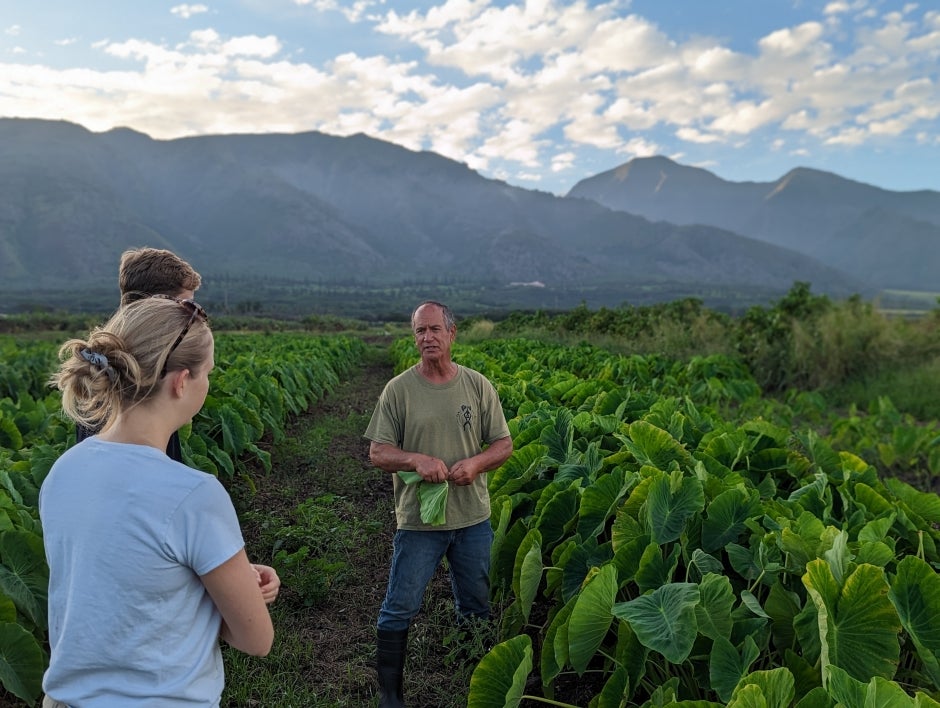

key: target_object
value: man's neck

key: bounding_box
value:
[417,360,457,383]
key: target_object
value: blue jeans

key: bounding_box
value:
[377,519,493,632]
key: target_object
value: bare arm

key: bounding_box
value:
[369,440,450,483]
[369,436,513,487]
[201,548,275,656]
[449,436,513,486]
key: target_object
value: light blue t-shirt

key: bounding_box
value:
[39,438,245,707]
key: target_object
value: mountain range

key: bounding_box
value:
[567,156,940,293]
[1,118,935,315]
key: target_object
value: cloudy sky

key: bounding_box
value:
[1,0,938,195]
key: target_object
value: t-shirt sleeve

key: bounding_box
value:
[167,476,245,576]
[364,384,403,447]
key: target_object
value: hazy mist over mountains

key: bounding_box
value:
[2,118,935,314]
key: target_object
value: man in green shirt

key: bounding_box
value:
[364,301,513,708]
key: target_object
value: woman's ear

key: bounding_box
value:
[170,369,190,398]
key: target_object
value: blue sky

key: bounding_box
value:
[1,0,938,195]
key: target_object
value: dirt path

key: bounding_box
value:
[227,336,480,707]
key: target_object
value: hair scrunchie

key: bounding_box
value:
[80,348,117,384]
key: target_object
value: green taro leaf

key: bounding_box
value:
[540,597,575,686]
[617,420,692,470]
[595,665,630,708]
[646,472,705,545]
[577,468,629,540]
[206,442,235,478]
[0,530,48,629]
[467,634,533,708]
[702,488,760,552]
[741,589,771,619]
[568,564,618,675]
[730,668,794,708]
[491,519,529,601]
[397,472,448,526]
[696,573,735,641]
[612,582,700,663]
[710,634,760,703]
[803,560,900,686]
[0,418,22,451]
[561,538,613,603]
[689,548,725,581]
[635,541,681,593]
[792,687,833,708]
[488,442,546,498]
[765,583,801,654]
[512,529,542,623]
[0,622,44,704]
[826,665,914,708]
[534,483,579,550]
[218,403,250,454]
[888,555,940,689]
[611,620,648,702]
[417,482,448,526]
[0,594,15,623]
[725,683,766,708]
[246,442,273,473]
[540,407,574,464]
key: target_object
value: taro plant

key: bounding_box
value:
[386,336,940,707]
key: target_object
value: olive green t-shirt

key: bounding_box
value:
[364,364,511,531]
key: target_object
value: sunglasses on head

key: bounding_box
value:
[149,294,209,377]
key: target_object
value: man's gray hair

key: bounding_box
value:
[412,301,456,330]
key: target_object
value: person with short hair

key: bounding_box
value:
[118,246,203,305]
[41,296,279,708]
[76,246,202,460]
[364,300,513,707]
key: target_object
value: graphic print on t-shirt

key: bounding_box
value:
[458,404,473,432]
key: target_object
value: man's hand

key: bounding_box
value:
[415,454,450,484]
[448,437,513,486]
[447,458,480,486]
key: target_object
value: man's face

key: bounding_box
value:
[412,304,455,364]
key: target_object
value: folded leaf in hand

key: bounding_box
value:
[397,471,448,525]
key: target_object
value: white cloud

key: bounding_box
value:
[295,0,383,23]
[824,2,851,16]
[170,5,209,20]
[618,137,660,158]
[550,151,575,172]
[825,126,868,145]
[1,0,938,193]
[758,22,826,57]
[676,127,722,144]
[5,25,21,36]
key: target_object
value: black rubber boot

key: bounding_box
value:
[376,627,408,707]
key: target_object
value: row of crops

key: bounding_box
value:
[3,329,940,706]
[386,337,940,707]
[0,333,367,705]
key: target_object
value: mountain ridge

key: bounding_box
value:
[567,156,940,291]
[0,118,891,315]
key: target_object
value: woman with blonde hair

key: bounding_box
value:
[40,295,278,708]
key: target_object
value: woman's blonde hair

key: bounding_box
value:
[51,297,212,429]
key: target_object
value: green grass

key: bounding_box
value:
[824,354,940,420]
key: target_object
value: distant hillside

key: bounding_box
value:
[566,156,940,291]
[0,119,865,314]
